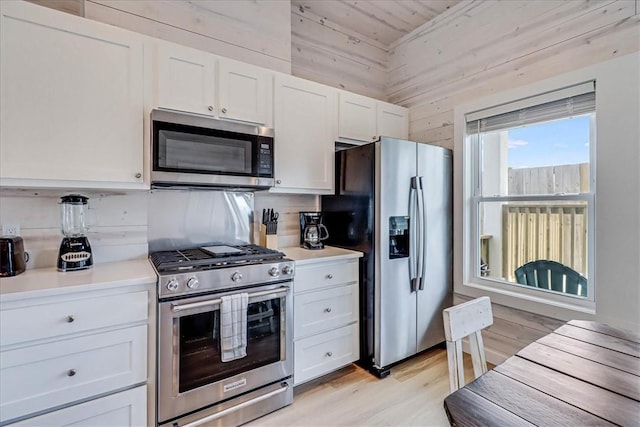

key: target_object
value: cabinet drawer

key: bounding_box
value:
[294,260,358,293]
[0,290,148,347]
[294,323,359,385]
[294,283,358,339]
[0,325,147,423]
[10,385,147,427]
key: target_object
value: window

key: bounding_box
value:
[466,82,595,301]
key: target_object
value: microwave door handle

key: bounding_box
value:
[171,286,290,313]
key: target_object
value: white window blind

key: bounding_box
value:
[466,81,595,133]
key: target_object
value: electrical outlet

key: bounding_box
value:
[2,224,20,236]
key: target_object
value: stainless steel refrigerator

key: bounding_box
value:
[322,137,452,377]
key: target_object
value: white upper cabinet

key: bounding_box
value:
[155,43,272,125]
[156,43,217,117]
[272,74,337,194]
[338,92,409,143]
[378,101,409,140]
[338,92,378,143]
[218,58,271,125]
[0,1,146,189]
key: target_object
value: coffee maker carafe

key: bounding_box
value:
[300,212,329,250]
[57,194,93,271]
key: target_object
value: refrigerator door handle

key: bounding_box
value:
[410,177,419,292]
[418,176,427,290]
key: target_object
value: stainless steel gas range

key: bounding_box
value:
[150,244,294,427]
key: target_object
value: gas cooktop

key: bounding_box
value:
[149,244,285,274]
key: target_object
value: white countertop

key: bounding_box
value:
[0,259,156,301]
[281,245,363,265]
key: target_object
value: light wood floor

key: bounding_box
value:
[245,348,476,427]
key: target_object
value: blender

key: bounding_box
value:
[57,194,93,271]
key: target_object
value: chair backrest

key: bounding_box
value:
[442,296,493,393]
[515,260,587,297]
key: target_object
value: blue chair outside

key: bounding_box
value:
[515,260,587,297]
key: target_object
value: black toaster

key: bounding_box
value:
[0,236,28,277]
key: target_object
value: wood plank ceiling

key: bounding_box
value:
[291,0,461,47]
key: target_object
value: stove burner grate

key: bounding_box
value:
[150,244,284,274]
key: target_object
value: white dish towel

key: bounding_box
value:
[220,293,248,362]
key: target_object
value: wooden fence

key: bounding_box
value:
[502,204,588,281]
[509,163,589,195]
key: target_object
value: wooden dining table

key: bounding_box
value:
[443,320,640,426]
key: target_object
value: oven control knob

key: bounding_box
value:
[268,267,280,277]
[231,272,243,282]
[187,277,200,289]
[166,279,179,292]
[282,265,293,275]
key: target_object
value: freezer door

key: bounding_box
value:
[416,143,453,352]
[375,138,418,368]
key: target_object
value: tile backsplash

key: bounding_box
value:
[0,188,317,269]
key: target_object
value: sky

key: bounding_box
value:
[506,115,591,169]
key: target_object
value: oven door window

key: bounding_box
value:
[158,129,252,175]
[178,298,281,393]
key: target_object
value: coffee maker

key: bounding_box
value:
[57,194,93,271]
[299,212,329,250]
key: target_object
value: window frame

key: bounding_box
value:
[458,85,597,313]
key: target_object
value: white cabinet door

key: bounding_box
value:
[378,102,409,139]
[0,1,145,188]
[10,385,147,427]
[338,92,378,143]
[218,58,271,125]
[272,74,337,194]
[0,326,147,423]
[156,43,217,116]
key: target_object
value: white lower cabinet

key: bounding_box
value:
[10,385,147,427]
[0,285,150,426]
[292,257,359,385]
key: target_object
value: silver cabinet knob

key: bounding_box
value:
[167,280,179,291]
[324,307,332,313]
[221,107,227,114]
[372,136,377,140]
[66,315,75,323]
[282,265,293,275]
[207,105,214,112]
[187,277,200,289]
[135,172,142,179]
[326,274,333,279]
[268,267,280,277]
[276,179,282,184]
[326,352,333,357]
[67,369,77,377]
[231,272,243,282]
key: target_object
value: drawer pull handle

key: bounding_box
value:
[326,352,333,357]
[326,274,333,279]
[67,369,77,377]
[66,315,75,323]
[325,307,332,313]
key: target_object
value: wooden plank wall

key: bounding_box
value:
[290,3,389,100]
[388,0,640,149]
[28,0,292,73]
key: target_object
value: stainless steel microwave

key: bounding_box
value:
[151,110,275,190]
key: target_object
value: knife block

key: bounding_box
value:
[259,224,278,250]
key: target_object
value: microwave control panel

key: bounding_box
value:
[257,141,273,177]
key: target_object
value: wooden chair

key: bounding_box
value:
[442,296,493,393]
[515,260,587,297]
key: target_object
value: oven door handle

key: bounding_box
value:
[178,382,290,427]
[171,286,290,313]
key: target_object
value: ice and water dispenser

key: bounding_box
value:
[389,216,410,259]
